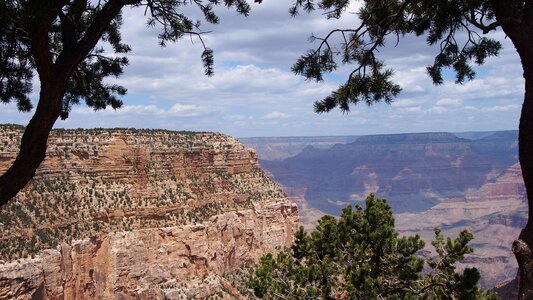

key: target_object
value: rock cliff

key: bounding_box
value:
[0,125,298,299]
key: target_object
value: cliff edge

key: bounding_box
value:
[0,125,299,299]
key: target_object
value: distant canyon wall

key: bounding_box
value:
[246,131,525,289]
[258,131,519,215]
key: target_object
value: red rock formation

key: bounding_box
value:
[0,126,298,299]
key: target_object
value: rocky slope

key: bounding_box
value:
[0,125,299,299]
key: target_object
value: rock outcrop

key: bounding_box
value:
[0,125,298,299]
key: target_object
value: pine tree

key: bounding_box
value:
[248,194,499,299]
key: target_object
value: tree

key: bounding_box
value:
[290,0,533,297]
[0,0,252,205]
[248,194,498,299]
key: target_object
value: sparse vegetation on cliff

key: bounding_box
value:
[0,126,288,261]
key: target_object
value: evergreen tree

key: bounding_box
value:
[248,194,499,299]
[290,1,533,297]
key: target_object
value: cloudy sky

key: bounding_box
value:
[0,1,525,137]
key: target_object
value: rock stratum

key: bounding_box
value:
[260,131,519,215]
[0,125,298,299]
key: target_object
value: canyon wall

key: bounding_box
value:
[0,125,298,299]
[395,162,526,288]
[260,131,518,215]
[251,131,524,289]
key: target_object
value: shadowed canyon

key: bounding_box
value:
[241,131,526,289]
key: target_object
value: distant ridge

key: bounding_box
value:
[455,130,518,140]
[353,132,464,144]
[240,130,517,141]
[241,130,518,161]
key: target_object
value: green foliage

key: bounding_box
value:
[291,0,507,113]
[248,194,499,299]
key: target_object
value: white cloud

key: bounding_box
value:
[262,111,290,120]
[397,106,423,114]
[427,107,447,114]
[73,103,203,117]
[392,99,424,107]
[169,104,200,116]
[482,105,520,113]
[436,98,463,106]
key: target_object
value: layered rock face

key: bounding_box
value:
[395,162,526,288]
[261,131,518,214]
[0,125,298,299]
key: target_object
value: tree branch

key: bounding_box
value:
[466,8,522,34]
[55,0,137,74]
[28,8,54,80]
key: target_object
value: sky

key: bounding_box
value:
[0,1,525,138]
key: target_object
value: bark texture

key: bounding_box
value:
[516,71,533,299]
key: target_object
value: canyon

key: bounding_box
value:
[0,125,298,299]
[252,131,519,215]
[242,131,525,289]
[0,126,524,298]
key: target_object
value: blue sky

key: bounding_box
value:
[0,1,524,137]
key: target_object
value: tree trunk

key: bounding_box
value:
[0,81,63,206]
[515,67,533,299]
[489,1,533,297]
[0,1,125,206]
